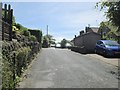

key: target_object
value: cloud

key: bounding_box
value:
[60,9,106,29]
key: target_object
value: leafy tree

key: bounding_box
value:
[47,35,56,44]
[43,34,56,46]
[96,0,120,43]
[60,39,67,48]
[96,1,120,31]
[42,36,49,48]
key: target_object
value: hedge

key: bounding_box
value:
[2,40,41,89]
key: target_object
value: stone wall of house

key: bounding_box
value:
[73,32,101,52]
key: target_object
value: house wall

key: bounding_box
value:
[74,36,83,47]
[74,32,101,52]
[83,33,101,52]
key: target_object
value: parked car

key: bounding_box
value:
[95,40,120,57]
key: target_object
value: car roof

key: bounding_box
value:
[98,40,117,43]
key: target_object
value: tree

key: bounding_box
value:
[60,39,67,48]
[43,34,56,46]
[47,35,56,44]
[96,1,120,43]
[96,1,120,31]
[42,36,49,48]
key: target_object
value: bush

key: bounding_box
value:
[29,35,37,41]
[16,47,31,77]
[42,36,49,48]
[2,38,41,88]
[23,30,30,37]
[2,46,31,88]
[28,29,42,43]
[2,41,32,88]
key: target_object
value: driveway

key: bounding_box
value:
[86,54,119,67]
[19,48,118,88]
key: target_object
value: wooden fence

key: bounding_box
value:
[2,3,13,41]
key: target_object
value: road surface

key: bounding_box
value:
[19,48,118,88]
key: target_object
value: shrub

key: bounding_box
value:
[28,29,42,43]
[2,38,41,88]
[2,42,31,88]
[16,47,31,76]
[23,30,30,37]
[29,35,37,41]
[2,51,17,88]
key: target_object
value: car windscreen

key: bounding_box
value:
[104,41,119,46]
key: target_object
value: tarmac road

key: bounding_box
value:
[19,48,118,88]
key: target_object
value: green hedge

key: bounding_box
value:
[15,47,31,77]
[28,29,42,43]
[29,35,37,41]
[2,40,40,89]
[2,46,31,88]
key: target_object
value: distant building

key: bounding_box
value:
[72,26,101,53]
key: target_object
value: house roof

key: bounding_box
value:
[89,27,99,33]
[74,31,101,40]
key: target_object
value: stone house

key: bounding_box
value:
[73,27,101,53]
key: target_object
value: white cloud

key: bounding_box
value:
[61,9,106,29]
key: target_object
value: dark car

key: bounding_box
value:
[95,40,120,57]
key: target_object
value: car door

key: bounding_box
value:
[96,41,101,51]
[96,41,105,54]
[99,42,106,54]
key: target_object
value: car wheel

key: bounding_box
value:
[103,50,109,57]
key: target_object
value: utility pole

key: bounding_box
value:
[47,25,48,36]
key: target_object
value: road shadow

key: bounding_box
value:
[70,48,120,59]
[96,53,120,59]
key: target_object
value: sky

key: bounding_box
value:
[3,1,106,42]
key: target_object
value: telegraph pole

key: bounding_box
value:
[47,25,48,36]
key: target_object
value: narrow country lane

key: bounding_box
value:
[19,48,118,88]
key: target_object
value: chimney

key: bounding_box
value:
[85,27,88,33]
[75,35,76,38]
[85,27,91,33]
[80,31,84,35]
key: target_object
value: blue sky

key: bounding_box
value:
[3,2,106,42]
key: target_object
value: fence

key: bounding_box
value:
[2,4,13,41]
